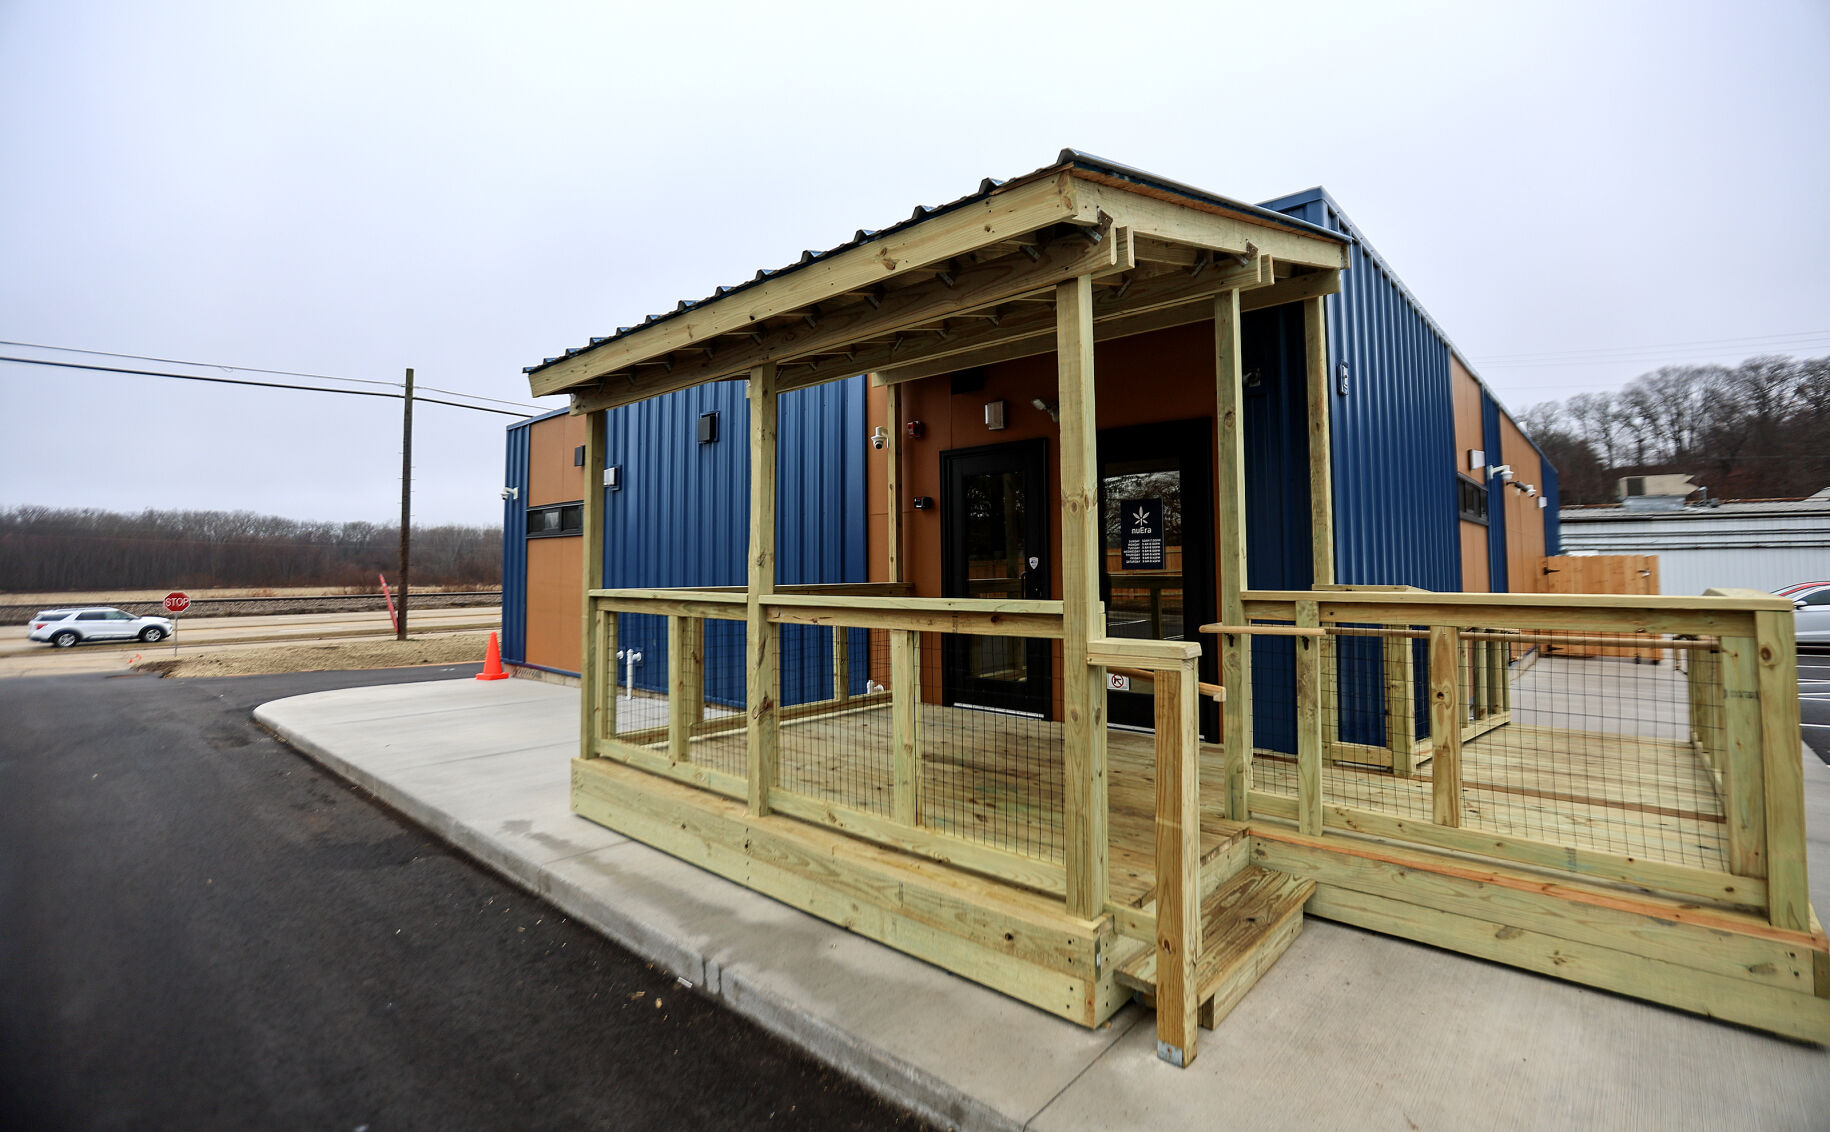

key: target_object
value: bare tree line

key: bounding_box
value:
[0,506,500,592]
[1521,354,1830,505]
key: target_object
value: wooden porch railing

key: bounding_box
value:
[583,585,1072,895]
[1232,587,1810,932]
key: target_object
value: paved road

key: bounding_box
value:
[0,607,501,656]
[0,668,928,1131]
[1802,648,1830,764]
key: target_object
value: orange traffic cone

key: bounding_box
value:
[477,631,510,680]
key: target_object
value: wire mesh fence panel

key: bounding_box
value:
[642,615,748,779]
[916,634,1065,863]
[1320,627,1434,822]
[774,625,896,815]
[609,611,672,743]
[1246,630,1298,800]
[1456,631,1729,870]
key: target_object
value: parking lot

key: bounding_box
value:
[1802,648,1830,764]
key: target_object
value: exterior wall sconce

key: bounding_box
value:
[985,400,1007,430]
[605,465,622,491]
[697,411,719,444]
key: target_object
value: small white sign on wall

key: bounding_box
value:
[1107,672,1131,692]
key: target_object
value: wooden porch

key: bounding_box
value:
[529,153,1829,1063]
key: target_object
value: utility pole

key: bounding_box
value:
[397,367,413,641]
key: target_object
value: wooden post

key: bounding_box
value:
[746,364,780,817]
[1753,609,1809,930]
[1057,274,1108,919]
[1153,655,1202,1067]
[1469,635,1489,720]
[1303,297,1334,586]
[832,625,851,705]
[891,629,921,827]
[1294,600,1323,836]
[1485,633,1508,718]
[1383,633,1417,777]
[668,615,703,764]
[1215,289,1253,820]
[1428,625,1463,827]
[1718,634,1766,878]
[579,407,608,757]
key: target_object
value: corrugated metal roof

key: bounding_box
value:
[525,150,1346,378]
[1561,496,1830,522]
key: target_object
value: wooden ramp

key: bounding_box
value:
[1116,866,1315,1031]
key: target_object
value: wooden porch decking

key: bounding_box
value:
[632,696,1728,905]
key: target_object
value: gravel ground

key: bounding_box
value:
[135,633,491,677]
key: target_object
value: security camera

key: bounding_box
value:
[500,486,519,501]
[1525,484,1538,498]
[1486,464,1513,483]
[870,425,889,451]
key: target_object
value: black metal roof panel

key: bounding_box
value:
[526,150,1347,378]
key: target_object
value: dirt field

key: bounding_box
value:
[135,633,490,678]
[1,586,488,604]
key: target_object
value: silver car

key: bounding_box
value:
[28,607,176,647]
[1785,584,1830,646]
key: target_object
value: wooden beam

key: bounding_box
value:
[529,173,1090,397]
[1754,608,1809,931]
[1717,634,1767,878]
[891,629,921,827]
[580,409,607,754]
[1295,600,1323,837]
[1304,296,1334,586]
[746,364,780,817]
[1057,273,1108,920]
[1429,625,1463,827]
[1153,657,1201,1066]
[1068,173,1349,270]
[1384,632,1419,777]
[668,615,704,763]
[1215,289,1252,821]
[864,253,1272,391]
[571,228,1136,412]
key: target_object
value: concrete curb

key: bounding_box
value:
[254,703,1023,1132]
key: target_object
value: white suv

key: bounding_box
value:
[1787,584,1830,646]
[28,607,176,647]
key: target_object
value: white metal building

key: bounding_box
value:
[1558,487,1830,595]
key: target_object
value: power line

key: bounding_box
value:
[0,338,546,411]
[0,355,535,417]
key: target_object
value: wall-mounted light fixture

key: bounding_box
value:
[605,465,622,491]
[573,445,586,468]
[985,400,1007,430]
[1468,449,1486,471]
[697,411,719,444]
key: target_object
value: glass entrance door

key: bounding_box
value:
[941,439,1051,716]
[1100,420,1217,736]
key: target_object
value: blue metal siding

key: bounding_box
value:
[595,376,870,707]
[1262,189,1461,595]
[1540,461,1562,555]
[499,416,534,664]
[1481,391,1510,592]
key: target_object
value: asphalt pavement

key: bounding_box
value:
[0,667,929,1131]
[1802,648,1830,764]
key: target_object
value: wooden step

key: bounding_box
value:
[1116,865,1315,1029]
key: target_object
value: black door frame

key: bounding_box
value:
[1098,418,1220,740]
[939,438,1052,717]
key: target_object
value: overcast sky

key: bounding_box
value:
[3,1,1826,527]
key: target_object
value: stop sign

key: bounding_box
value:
[163,592,190,614]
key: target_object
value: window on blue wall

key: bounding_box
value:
[528,502,583,538]
[1457,475,1488,524]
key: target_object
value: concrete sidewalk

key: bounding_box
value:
[257,677,1830,1131]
